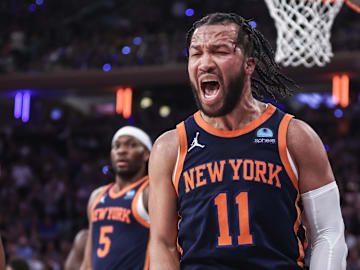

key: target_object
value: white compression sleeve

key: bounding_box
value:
[301,181,347,270]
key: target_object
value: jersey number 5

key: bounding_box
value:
[214,192,253,247]
[97,225,114,257]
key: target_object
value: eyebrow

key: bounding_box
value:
[189,43,235,52]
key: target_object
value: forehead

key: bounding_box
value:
[113,135,140,144]
[190,23,239,47]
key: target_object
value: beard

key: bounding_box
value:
[115,168,139,179]
[111,156,146,180]
[190,69,245,117]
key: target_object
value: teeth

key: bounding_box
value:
[202,79,218,83]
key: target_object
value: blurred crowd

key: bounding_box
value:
[0,0,359,73]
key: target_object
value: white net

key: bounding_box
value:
[264,0,344,67]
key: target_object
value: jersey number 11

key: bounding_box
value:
[214,192,253,247]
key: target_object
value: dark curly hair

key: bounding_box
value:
[186,12,296,99]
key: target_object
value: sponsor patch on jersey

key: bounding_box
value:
[256,128,273,137]
[254,128,276,144]
[124,189,136,200]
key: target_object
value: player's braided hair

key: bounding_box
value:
[186,12,296,99]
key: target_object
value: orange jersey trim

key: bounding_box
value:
[91,184,113,213]
[131,178,150,228]
[294,193,305,268]
[176,214,183,255]
[109,176,147,199]
[193,103,276,138]
[278,114,298,190]
[278,114,306,267]
[174,122,188,196]
[346,0,360,12]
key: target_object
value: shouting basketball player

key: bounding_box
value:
[148,12,347,270]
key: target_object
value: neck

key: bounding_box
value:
[201,85,266,130]
[113,168,146,192]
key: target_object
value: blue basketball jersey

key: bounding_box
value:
[91,177,149,270]
[174,104,307,270]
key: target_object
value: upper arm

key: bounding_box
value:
[287,118,335,194]
[65,229,89,270]
[149,129,179,245]
[80,186,105,270]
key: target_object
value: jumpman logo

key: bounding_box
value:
[188,132,205,152]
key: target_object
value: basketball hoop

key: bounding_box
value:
[264,0,344,67]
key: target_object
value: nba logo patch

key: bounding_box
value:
[124,189,135,200]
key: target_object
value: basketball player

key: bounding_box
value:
[149,13,347,270]
[80,126,152,270]
[64,229,88,270]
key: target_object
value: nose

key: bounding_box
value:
[198,53,216,73]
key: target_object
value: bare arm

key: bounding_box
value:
[65,229,88,270]
[149,130,180,270]
[80,186,105,270]
[288,119,347,269]
[287,118,335,193]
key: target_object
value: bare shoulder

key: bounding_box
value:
[74,229,89,245]
[287,118,335,193]
[150,129,179,166]
[152,129,179,155]
[287,118,325,156]
[87,185,107,212]
[149,129,179,180]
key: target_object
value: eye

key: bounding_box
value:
[113,143,120,150]
[215,51,229,55]
[190,52,201,57]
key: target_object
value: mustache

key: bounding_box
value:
[197,70,220,78]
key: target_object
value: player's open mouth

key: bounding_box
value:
[201,79,220,101]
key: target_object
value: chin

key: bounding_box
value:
[200,103,227,117]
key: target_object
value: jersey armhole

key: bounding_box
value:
[278,114,299,191]
[172,122,188,196]
[131,180,150,228]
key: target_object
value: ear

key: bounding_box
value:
[245,57,256,74]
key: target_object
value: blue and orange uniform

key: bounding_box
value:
[91,176,149,270]
[173,104,307,270]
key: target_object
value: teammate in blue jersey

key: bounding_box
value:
[80,126,152,270]
[149,12,347,270]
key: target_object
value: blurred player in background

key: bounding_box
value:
[80,126,152,270]
[149,12,347,270]
[64,229,88,270]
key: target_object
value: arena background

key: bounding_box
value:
[0,0,359,269]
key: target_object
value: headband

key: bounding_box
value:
[111,126,152,151]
